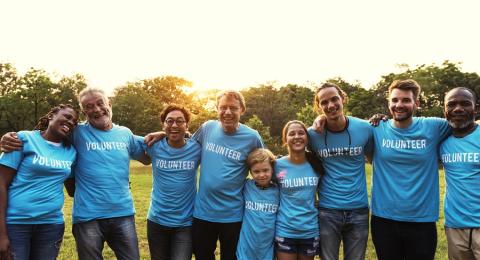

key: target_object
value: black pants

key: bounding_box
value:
[192,218,242,260]
[371,215,437,260]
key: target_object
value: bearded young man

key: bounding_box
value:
[370,79,450,260]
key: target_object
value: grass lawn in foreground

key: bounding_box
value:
[58,162,448,259]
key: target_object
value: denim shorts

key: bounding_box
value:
[274,236,319,256]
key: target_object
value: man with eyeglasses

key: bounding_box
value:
[309,83,373,260]
[145,90,264,260]
[142,104,201,260]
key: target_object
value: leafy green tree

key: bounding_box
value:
[245,115,273,145]
[323,77,384,119]
[242,83,315,140]
[56,74,87,109]
[112,76,207,135]
[296,104,316,126]
[186,89,219,133]
[277,84,314,133]
[241,84,281,135]
[346,88,381,119]
[112,84,161,135]
[0,63,18,96]
[0,64,87,135]
[188,107,217,134]
[372,61,480,117]
[0,63,19,133]
[244,114,283,155]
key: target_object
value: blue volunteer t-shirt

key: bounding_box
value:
[440,126,480,228]
[144,138,201,227]
[308,116,372,209]
[71,123,145,223]
[236,179,279,260]
[275,157,319,238]
[371,117,450,222]
[192,120,264,222]
[0,130,76,224]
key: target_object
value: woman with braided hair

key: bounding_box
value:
[0,104,78,260]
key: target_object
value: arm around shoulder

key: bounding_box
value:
[0,165,16,259]
[0,132,22,153]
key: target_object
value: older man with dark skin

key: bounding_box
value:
[439,87,480,260]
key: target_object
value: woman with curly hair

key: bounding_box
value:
[0,104,78,260]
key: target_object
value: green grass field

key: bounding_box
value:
[58,162,448,260]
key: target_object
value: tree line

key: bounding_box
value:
[1,61,479,155]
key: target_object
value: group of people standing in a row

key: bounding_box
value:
[0,79,478,260]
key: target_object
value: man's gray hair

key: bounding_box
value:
[78,87,108,110]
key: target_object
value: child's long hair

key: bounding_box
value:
[247,148,277,184]
[281,120,324,176]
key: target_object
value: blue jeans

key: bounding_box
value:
[72,215,139,260]
[318,207,369,260]
[147,220,192,260]
[275,236,320,256]
[7,223,64,260]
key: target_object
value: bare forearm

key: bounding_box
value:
[137,152,151,165]
[0,189,8,237]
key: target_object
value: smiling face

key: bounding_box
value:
[217,95,245,134]
[316,86,345,121]
[388,88,418,123]
[250,160,273,187]
[163,110,187,147]
[80,91,113,130]
[444,88,477,131]
[285,122,308,154]
[46,107,78,141]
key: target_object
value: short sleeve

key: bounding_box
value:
[192,122,207,145]
[129,134,146,160]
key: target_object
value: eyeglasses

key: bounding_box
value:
[164,118,186,126]
[218,106,240,112]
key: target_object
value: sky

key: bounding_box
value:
[1,0,479,95]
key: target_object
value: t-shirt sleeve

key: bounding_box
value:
[0,132,26,171]
[430,117,451,141]
[364,125,374,156]
[191,122,207,145]
[69,157,77,178]
[0,150,22,171]
[254,131,264,149]
[307,128,316,152]
[129,134,147,160]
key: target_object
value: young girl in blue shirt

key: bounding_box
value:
[236,148,279,260]
[275,120,324,260]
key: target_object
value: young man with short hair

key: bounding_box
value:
[370,79,450,260]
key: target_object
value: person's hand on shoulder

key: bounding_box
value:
[144,131,166,147]
[312,115,327,133]
[368,114,388,127]
[0,132,22,153]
